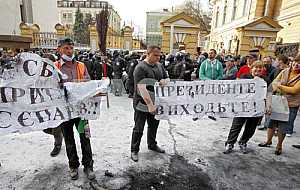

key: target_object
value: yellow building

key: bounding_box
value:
[274,0,300,57]
[161,12,208,56]
[89,25,141,51]
[209,0,285,57]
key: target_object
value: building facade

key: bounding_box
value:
[209,0,300,57]
[57,0,121,34]
[0,0,22,35]
[146,9,174,46]
[274,0,300,57]
[161,12,208,56]
[209,0,285,57]
[89,25,141,51]
[0,0,59,35]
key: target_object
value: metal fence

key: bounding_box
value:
[275,43,299,58]
[32,32,90,50]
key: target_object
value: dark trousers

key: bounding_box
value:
[43,126,63,147]
[131,109,160,153]
[226,117,261,145]
[60,118,93,169]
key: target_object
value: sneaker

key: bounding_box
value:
[50,145,61,157]
[239,143,248,154]
[286,134,292,137]
[70,168,79,180]
[131,152,138,162]
[148,145,165,153]
[84,167,96,180]
[223,144,234,154]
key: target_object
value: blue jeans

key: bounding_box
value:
[286,107,299,134]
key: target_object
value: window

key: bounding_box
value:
[215,7,220,28]
[74,2,79,7]
[243,0,249,16]
[222,0,228,25]
[63,13,67,19]
[20,4,25,22]
[232,0,237,21]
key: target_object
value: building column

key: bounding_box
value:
[170,24,174,54]
[55,23,66,39]
[19,23,40,48]
[89,24,98,52]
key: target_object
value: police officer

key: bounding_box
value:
[130,45,169,162]
[172,53,186,80]
[127,53,142,98]
[93,53,113,80]
[112,50,125,79]
[82,52,95,80]
[166,54,176,79]
[183,53,194,81]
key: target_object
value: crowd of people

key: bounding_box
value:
[1,38,300,180]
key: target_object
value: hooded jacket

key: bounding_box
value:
[199,58,224,80]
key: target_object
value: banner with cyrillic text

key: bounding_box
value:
[0,53,109,135]
[154,79,267,120]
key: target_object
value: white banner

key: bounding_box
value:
[154,79,267,120]
[0,53,109,135]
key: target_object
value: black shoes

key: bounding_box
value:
[258,142,272,147]
[275,147,282,155]
[50,145,61,157]
[292,145,300,149]
[131,152,138,162]
[131,146,165,162]
[148,145,165,153]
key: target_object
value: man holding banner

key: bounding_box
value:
[55,38,95,180]
[130,45,169,162]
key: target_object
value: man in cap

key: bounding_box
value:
[223,55,238,80]
[55,38,95,180]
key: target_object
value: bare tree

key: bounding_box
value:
[96,5,110,55]
[182,0,212,31]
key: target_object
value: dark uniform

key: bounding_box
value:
[131,61,168,153]
[173,60,186,80]
[94,57,113,80]
[127,59,139,97]
[183,57,194,81]
[112,56,125,79]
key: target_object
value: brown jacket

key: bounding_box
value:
[273,68,300,107]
